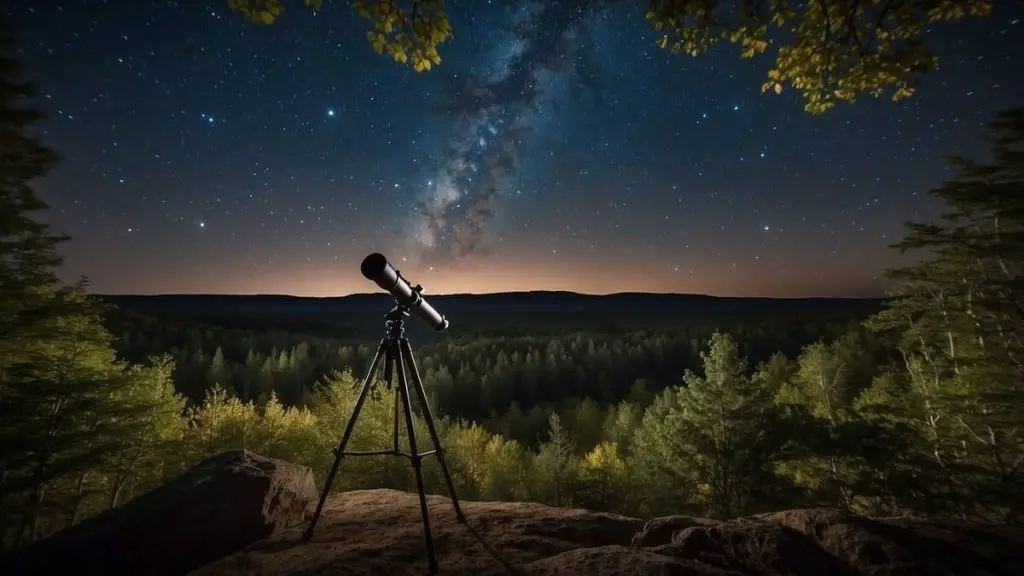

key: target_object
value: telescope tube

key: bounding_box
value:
[360,253,449,331]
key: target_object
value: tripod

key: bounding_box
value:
[303,304,466,573]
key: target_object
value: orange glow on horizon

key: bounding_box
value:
[78,251,888,299]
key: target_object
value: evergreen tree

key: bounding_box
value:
[632,332,785,519]
[867,107,1024,522]
[566,397,604,455]
[205,346,229,391]
[601,400,641,457]
[253,391,315,463]
[530,413,577,507]
[479,435,527,501]
[578,441,629,512]
[752,352,798,396]
[0,20,149,548]
[1,291,130,545]
[851,370,945,515]
[101,355,188,510]
[0,18,66,503]
[185,384,260,461]
[0,19,64,310]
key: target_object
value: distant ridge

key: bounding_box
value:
[96,292,887,324]
[95,291,882,302]
[95,291,886,340]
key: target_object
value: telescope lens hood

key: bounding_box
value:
[360,253,388,280]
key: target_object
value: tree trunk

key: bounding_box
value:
[66,472,88,527]
[17,479,45,546]
[109,476,126,510]
[0,460,8,514]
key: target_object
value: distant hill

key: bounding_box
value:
[98,291,883,315]
[96,292,887,342]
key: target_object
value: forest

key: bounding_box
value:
[2,23,1023,555]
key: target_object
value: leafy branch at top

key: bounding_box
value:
[228,0,452,72]
[644,0,992,113]
[227,0,992,115]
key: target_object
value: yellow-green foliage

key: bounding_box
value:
[224,0,989,113]
[645,0,992,113]
[227,0,451,72]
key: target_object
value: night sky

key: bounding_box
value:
[7,1,1024,298]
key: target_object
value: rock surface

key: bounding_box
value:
[195,489,1024,576]
[6,451,1024,576]
[1,450,317,576]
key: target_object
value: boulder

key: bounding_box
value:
[657,517,852,574]
[1,450,318,576]
[650,509,1024,576]
[631,514,718,547]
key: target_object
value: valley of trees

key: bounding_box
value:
[2,15,1022,555]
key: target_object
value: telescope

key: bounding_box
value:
[360,253,449,331]
[308,253,465,574]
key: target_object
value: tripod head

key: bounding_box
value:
[385,303,410,340]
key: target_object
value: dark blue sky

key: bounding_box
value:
[8,0,1024,297]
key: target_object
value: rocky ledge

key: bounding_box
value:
[4,451,1022,576]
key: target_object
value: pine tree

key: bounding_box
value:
[567,398,604,455]
[0,19,64,312]
[0,17,66,504]
[852,370,945,515]
[480,435,526,501]
[601,399,641,457]
[867,107,1024,522]
[185,384,260,461]
[205,346,228,391]
[531,413,577,507]
[631,332,785,519]
[438,423,490,500]
[0,19,144,548]
[254,391,315,462]
[101,355,187,509]
[579,441,628,512]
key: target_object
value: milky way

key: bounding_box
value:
[410,0,606,263]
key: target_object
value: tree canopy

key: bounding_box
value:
[226,0,992,113]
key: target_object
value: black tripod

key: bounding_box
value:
[303,303,466,573]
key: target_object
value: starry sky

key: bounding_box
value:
[7,0,1024,298]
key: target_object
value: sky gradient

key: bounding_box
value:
[8,0,1024,298]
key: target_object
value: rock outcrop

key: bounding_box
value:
[6,451,1024,576]
[1,450,318,576]
[196,489,1024,576]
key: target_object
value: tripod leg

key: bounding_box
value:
[303,338,387,541]
[400,339,466,522]
[392,384,401,453]
[379,342,401,453]
[394,345,439,574]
